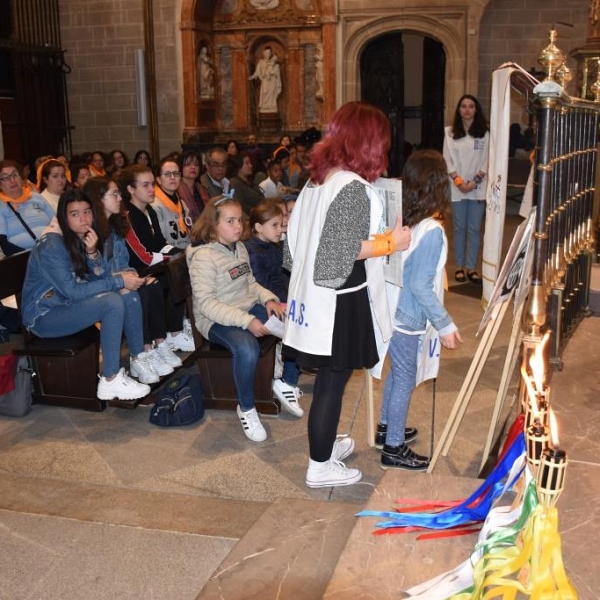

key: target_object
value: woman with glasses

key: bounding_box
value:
[134,150,153,170]
[0,159,54,256]
[152,156,190,251]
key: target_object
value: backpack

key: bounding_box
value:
[0,354,34,418]
[149,371,204,427]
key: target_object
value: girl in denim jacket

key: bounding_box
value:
[377,150,463,471]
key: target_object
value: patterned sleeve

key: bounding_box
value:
[314,180,371,289]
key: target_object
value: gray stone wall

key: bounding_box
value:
[477,0,590,125]
[59,0,182,160]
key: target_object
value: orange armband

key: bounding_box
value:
[372,232,397,257]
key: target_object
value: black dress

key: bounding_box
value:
[285,260,378,370]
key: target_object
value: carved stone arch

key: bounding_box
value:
[339,11,472,125]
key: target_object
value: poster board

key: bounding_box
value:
[373,177,403,286]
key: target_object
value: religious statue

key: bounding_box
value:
[249,0,279,9]
[249,46,282,114]
[198,46,215,100]
[315,43,324,99]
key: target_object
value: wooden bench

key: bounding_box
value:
[0,251,105,412]
[164,253,281,415]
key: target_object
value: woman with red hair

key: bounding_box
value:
[283,101,411,488]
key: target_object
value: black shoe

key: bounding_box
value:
[374,423,418,449]
[380,443,430,471]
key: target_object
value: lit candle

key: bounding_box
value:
[537,411,568,503]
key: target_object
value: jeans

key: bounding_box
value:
[31,292,126,377]
[282,359,299,386]
[379,331,420,447]
[120,290,144,356]
[207,304,267,411]
[451,199,485,270]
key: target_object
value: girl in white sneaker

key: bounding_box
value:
[21,189,151,402]
[244,199,303,418]
[84,177,181,384]
[283,102,411,488]
[186,194,287,441]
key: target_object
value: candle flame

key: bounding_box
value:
[529,332,550,394]
[521,365,539,419]
[549,409,560,447]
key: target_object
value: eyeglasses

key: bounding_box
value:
[209,162,227,169]
[161,171,181,178]
[105,190,122,198]
[0,172,21,183]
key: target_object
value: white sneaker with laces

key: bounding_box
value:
[236,405,267,442]
[272,379,304,417]
[130,353,160,384]
[167,331,195,352]
[306,459,362,488]
[156,341,183,368]
[97,368,151,401]
[147,347,175,376]
[331,435,355,462]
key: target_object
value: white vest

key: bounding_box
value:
[283,171,392,359]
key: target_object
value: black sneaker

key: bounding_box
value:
[374,423,418,449]
[380,443,430,471]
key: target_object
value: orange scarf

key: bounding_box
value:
[154,185,187,234]
[0,186,32,206]
[35,158,71,188]
[89,164,106,177]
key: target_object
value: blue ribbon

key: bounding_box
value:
[357,432,526,530]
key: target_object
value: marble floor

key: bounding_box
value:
[1,210,599,599]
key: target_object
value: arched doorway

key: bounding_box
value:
[360,32,445,176]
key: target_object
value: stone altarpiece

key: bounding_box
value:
[180,0,336,145]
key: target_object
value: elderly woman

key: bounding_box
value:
[0,159,54,256]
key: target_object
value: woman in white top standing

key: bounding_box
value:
[442,94,489,285]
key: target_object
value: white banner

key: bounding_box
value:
[482,64,538,304]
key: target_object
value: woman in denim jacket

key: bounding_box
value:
[21,189,151,402]
[377,150,463,471]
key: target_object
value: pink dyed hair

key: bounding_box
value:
[308,102,391,184]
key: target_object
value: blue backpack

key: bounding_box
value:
[149,371,204,427]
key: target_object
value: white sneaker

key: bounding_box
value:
[306,459,362,488]
[130,353,160,384]
[167,330,195,352]
[145,347,175,377]
[156,341,183,368]
[183,317,193,339]
[331,435,355,462]
[272,379,304,417]
[236,405,267,442]
[97,368,151,401]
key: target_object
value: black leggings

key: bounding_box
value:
[308,366,353,462]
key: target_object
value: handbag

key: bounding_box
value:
[0,354,35,417]
[149,370,204,427]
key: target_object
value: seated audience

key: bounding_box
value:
[187,195,286,441]
[229,151,264,215]
[0,159,55,255]
[178,150,209,224]
[118,165,194,353]
[20,189,151,402]
[85,177,182,382]
[244,200,302,417]
[38,158,67,212]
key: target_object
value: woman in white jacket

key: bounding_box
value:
[442,94,489,285]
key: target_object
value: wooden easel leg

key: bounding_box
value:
[365,370,375,448]
[479,302,525,472]
[427,300,509,472]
